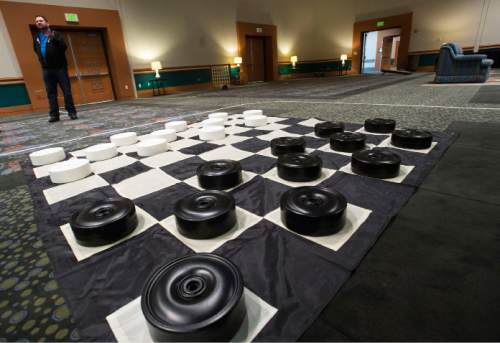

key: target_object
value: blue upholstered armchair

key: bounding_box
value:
[434,43,494,83]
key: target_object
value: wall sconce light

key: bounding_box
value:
[234,56,242,67]
[340,54,348,66]
[151,61,162,79]
[290,55,298,69]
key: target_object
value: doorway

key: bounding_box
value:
[361,28,402,74]
[32,28,115,106]
[245,36,269,82]
[351,13,412,74]
[236,22,278,83]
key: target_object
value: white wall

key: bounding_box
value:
[117,0,353,69]
[0,10,21,78]
[353,0,496,52]
[481,0,500,46]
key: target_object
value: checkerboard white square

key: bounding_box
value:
[159,207,262,252]
[266,116,288,123]
[265,204,372,251]
[317,143,376,156]
[106,287,277,343]
[225,125,252,135]
[262,167,336,187]
[377,137,438,154]
[112,169,179,199]
[212,134,249,146]
[176,127,199,139]
[139,151,192,168]
[256,147,314,159]
[355,127,391,136]
[257,129,300,141]
[169,138,202,151]
[199,145,253,161]
[255,123,290,132]
[59,206,157,261]
[298,118,324,127]
[339,163,415,183]
[117,143,139,154]
[91,155,137,174]
[43,175,109,205]
[33,161,68,179]
[69,148,88,158]
[183,171,257,191]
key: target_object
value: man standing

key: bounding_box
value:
[33,15,78,123]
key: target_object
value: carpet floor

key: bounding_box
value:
[1,73,500,341]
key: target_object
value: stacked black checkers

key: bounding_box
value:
[330,132,366,152]
[314,121,344,138]
[270,137,306,156]
[197,160,242,190]
[277,153,322,182]
[364,118,396,133]
[391,128,433,149]
[69,197,138,247]
[174,190,237,239]
[141,253,246,342]
[280,186,347,236]
[351,148,401,179]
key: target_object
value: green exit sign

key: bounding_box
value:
[376,21,385,27]
[64,13,79,23]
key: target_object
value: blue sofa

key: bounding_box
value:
[434,43,494,83]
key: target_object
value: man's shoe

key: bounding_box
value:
[69,113,78,120]
[48,116,60,123]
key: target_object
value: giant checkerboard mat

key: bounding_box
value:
[24,114,455,341]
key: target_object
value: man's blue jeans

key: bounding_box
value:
[42,67,77,117]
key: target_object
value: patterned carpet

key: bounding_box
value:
[0,186,80,341]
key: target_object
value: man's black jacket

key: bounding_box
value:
[33,30,68,69]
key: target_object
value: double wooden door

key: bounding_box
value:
[57,30,114,105]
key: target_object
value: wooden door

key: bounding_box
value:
[394,40,400,66]
[246,36,266,82]
[66,31,114,104]
[381,36,393,70]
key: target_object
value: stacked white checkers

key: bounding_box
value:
[243,109,268,127]
[199,113,228,141]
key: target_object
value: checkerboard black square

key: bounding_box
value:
[231,176,290,216]
[134,182,199,221]
[160,155,206,180]
[239,154,277,174]
[303,136,328,149]
[311,150,351,169]
[233,137,270,153]
[235,128,270,137]
[282,124,314,135]
[99,161,151,184]
[179,142,220,155]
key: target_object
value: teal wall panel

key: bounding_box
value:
[0,83,31,107]
[417,54,438,67]
[278,60,351,75]
[135,68,211,90]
